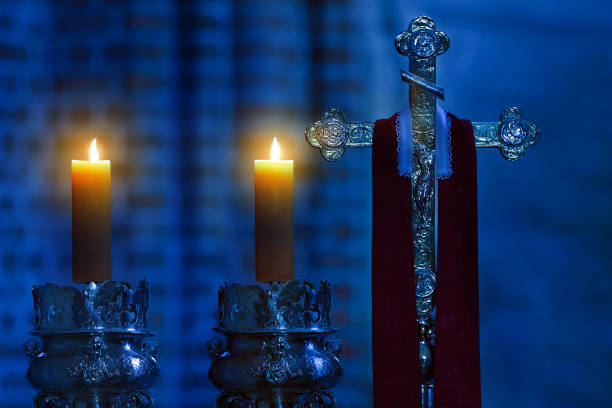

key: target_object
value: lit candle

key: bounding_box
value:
[254,137,294,282]
[71,139,111,283]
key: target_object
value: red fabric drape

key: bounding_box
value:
[372,113,481,407]
[372,113,421,406]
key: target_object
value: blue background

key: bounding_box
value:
[0,1,610,407]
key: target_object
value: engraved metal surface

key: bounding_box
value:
[24,339,43,361]
[305,109,540,162]
[33,392,61,408]
[25,280,158,408]
[401,70,445,100]
[248,336,303,384]
[415,269,436,299]
[67,336,120,385]
[395,25,450,58]
[305,108,374,161]
[208,280,342,407]
[473,107,541,160]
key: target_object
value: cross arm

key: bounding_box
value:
[305,106,540,161]
[304,109,375,161]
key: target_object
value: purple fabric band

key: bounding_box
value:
[396,102,452,179]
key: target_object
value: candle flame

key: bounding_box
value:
[89,138,99,162]
[270,137,281,161]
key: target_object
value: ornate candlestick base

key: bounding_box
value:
[208,280,342,408]
[24,280,159,408]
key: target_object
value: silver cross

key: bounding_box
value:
[304,16,540,408]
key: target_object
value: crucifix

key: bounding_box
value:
[305,16,540,408]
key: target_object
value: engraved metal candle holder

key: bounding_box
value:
[24,280,159,408]
[208,280,342,408]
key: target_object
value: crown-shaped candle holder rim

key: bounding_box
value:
[216,279,334,332]
[31,280,152,333]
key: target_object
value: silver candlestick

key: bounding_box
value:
[208,279,342,408]
[24,280,159,408]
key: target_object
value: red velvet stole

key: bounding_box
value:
[372,113,481,407]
